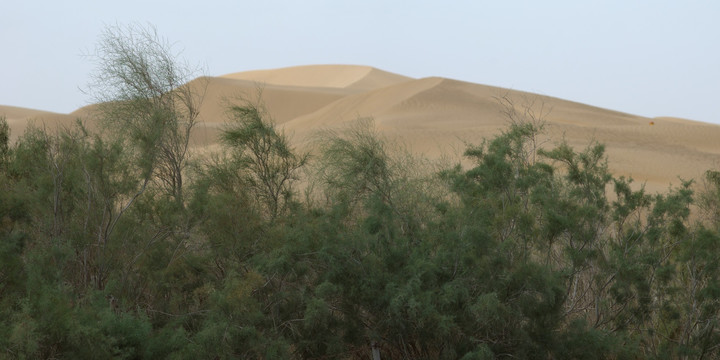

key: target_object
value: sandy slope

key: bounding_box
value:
[0,105,80,142]
[4,65,720,192]
[274,73,720,192]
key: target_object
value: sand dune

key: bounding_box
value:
[4,65,720,192]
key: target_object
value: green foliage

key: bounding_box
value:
[221,100,308,220]
[5,82,720,358]
[0,116,9,170]
[699,170,720,225]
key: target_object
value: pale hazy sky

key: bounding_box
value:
[2,1,719,124]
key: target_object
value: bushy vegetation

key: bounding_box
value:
[3,26,720,359]
[3,109,720,359]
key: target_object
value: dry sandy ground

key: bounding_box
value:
[3,64,720,193]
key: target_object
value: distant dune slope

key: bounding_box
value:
[0,105,79,142]
[4,65,720,192]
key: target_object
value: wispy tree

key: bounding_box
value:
[221,100,308,220]
[88,23,206,206]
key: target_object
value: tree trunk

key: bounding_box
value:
[371,342,381,360]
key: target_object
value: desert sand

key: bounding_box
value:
[3,64,720,193]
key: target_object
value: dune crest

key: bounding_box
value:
[221,64,412,90]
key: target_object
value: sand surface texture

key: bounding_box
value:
[3,65,719,193]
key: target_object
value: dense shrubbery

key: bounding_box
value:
[2,110,720,359]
